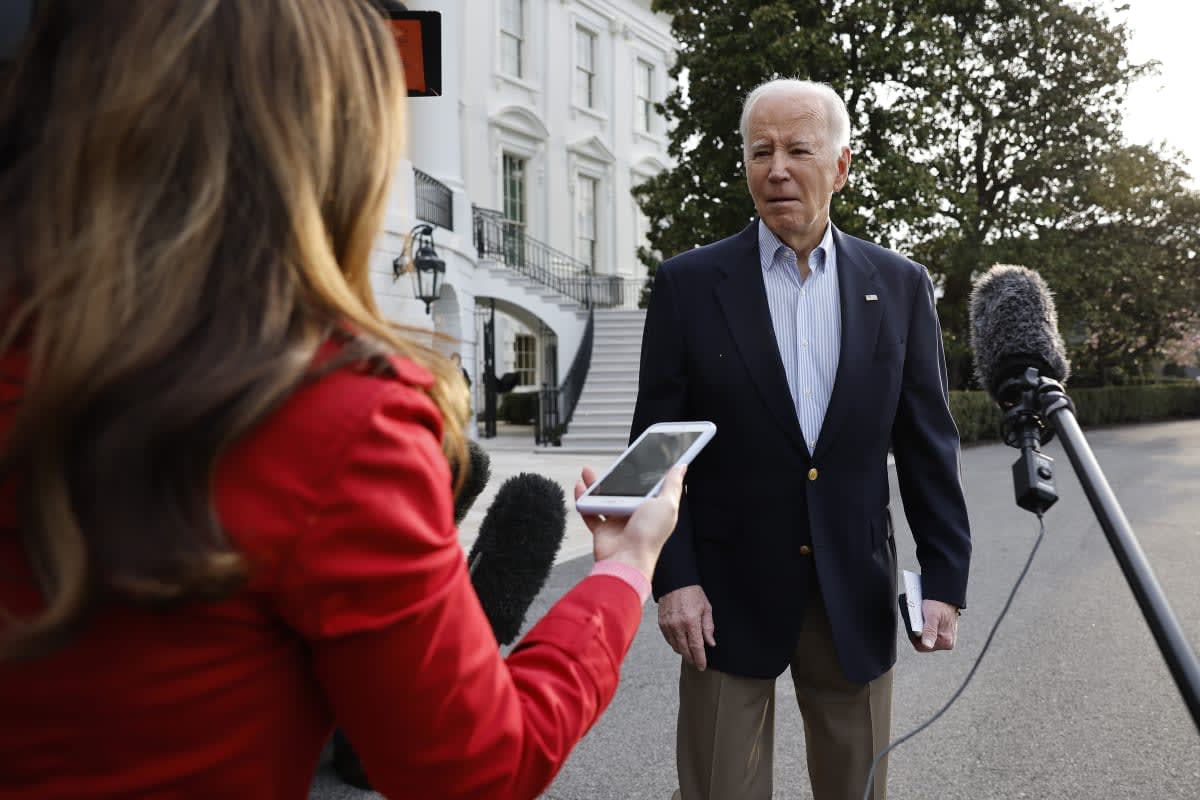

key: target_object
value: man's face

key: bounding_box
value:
[744,89,850,248]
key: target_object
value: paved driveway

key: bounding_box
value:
[311,419,1200,800]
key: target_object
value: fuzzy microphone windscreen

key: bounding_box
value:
[467,473,566,645]
[969,264,1071,400]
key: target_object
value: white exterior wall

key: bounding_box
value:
[459,0,673,276]
[373,0,674,421]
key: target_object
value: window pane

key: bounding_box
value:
[500,1,523,77]
[514,334,537,386]
[575,28,595,107]
[501,33,521,78]
[575,69,592,107]
[503,155,526,224]
[577,176,597,267]
[501,0,521,33]
[636,60,652,98]
[576,28,594,71]
[578,177,596,238]
[636,60,654,132]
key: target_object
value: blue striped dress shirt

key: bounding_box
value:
[757,220,841,455]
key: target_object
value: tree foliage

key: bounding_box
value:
[999,144,1200,385]
[634,0,950,291]
[905,0,1150,386]
[637,0,1200,387]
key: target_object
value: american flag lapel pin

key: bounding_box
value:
[865,294,878,302]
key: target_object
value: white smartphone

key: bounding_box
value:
[575,421,716,516]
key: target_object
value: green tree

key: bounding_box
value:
[1000,145,1200,385]
[634,0,951,304]
[905,0,1149,387]
[638,0,1170,391]
[1162,325,1200,375]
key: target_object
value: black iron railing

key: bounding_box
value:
[558,309,593,429]
[536,311,594,446]
[536,386,560,446]
[473,206,640,309]
[414,168,453,231]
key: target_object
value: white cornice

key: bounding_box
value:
[565,0,675,53]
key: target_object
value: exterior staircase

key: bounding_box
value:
[556,308,647,453]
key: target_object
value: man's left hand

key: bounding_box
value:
[914,599,959,652]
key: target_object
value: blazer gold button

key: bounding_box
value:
[799,545,812,556]
[808,468,818,481]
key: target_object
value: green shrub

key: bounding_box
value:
[498,390,538,424]
[1072,383,1200,425]
[949,383,1200,444]
[949,392,1004,444]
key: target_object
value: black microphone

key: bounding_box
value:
[452,439,492,525]
[331,466,566,791]
[0,1,35,63]
[967,269,1200,728]
[969,264,1073,512]
[968,264,1071,404]
[467,473,566,645]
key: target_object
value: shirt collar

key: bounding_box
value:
[758,219,835,273]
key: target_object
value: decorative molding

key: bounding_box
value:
[574,0,618,25]
[632,153,670,177]
[568,134,617,165]
[489,105,550,141]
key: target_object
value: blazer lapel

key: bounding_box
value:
[715,223,808,453]
[814,227,883,460]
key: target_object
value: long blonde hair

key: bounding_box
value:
[0,0,467,660]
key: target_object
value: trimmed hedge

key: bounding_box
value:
[498,390,538,425]
[499,384,1200,438]
[949,392,1004,444]
[950,383,1200,444]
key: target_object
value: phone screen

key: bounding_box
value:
[588,430,705,497]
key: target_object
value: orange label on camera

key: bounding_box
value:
[390,20,426,94]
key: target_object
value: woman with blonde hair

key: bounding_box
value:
[0,1,682,797]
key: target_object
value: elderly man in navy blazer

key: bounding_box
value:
[631,78,972,800]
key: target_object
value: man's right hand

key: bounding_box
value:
[658,585,716,670]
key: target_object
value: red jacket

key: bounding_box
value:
[0,349,642,798]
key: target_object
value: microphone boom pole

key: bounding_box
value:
[970,264,1199,731]
[1029,373,1200,730]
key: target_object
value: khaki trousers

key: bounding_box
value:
[673,593,893,800]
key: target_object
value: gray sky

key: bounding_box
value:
[1118,0,1200,183]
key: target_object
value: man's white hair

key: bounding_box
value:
[739,78,851,158]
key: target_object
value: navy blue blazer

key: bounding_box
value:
[631,221,972,683]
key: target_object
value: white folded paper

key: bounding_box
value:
[901,569,924,636]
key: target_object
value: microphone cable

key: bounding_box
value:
[860,513,1048,800]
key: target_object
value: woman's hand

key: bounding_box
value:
[574,464,685,580]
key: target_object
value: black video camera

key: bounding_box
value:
[1,1,36,64]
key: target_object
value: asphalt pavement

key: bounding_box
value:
[310,418,1200,800]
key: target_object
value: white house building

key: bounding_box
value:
[371,0,674,443]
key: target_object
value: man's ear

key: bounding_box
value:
[833,146,852,192]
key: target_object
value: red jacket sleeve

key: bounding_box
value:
[273,381,643,799]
